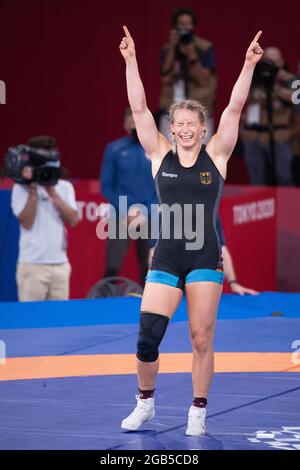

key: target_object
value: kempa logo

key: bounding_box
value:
[162,172,178,178]
[0,80,6,104]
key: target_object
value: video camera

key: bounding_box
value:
[3,145,61,186]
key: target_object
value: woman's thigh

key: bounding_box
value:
[185,282,223,335]
[141,282,183,319]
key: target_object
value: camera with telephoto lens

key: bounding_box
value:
[178,29,194,46]
[252,59,279,89]
[3,145,61,186]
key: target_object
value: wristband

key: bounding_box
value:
[228,279,238,285]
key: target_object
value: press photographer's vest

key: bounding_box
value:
[242,69,295,144]
[159,36,217,114]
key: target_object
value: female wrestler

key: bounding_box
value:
[119,26,263,435]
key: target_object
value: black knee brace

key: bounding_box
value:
[136,311,169,362]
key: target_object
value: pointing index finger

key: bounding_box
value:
[253,30,262,44]
[123,25,131,39]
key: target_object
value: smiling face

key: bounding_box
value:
[171,108,206,149]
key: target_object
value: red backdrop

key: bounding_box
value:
[219,187,277,293]
[0,0,299,180]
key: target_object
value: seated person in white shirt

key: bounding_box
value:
[11,136,80,302]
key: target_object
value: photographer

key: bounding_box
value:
[10,136,80,302]
[158,7,217,142]
[242,47,300,185]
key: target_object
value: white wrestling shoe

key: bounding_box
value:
[121,395,155,431]
[185,405,206,436]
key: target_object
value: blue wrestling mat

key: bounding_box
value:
[0,293,300,450]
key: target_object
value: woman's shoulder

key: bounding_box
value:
[152,148,174,179]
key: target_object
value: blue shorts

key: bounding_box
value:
[146,268,224,290]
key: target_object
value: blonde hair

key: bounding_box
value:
[169,100,207,125]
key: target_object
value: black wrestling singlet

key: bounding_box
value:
[151,144,224,277]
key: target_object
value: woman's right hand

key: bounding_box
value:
[119,25,136,61]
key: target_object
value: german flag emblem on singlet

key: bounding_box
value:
[200,171,212,184]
